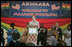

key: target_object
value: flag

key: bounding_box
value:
[51,4,60,10]
[5,2,9,8]
[12,3,20,10]
[62,3,71,9]
[1,2,9,9]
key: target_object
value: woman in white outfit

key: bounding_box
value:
[64,24,71,46]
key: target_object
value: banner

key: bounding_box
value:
[1,1,71,18]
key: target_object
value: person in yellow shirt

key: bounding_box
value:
[48,25,58,40]
[52,29,58,40]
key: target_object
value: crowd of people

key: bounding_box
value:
[1,16,71,46]
[37,22,71,46]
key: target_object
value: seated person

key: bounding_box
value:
[57,39,66,46]
[48,35,58,46]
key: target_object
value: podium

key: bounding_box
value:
[27,25,38,46]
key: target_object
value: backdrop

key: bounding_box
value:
[1,1,71,35]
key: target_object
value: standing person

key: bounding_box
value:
[3,29,8,46]
[37,23,47,46]
[1,28,5,46]
[37,24,44,45]
[20,23,29,43]
[42,28,47,45]
[48,25,58,40]
[64,24,71,46]
[28,15,39,46]
[51,29,58,40]
[55,22,62,41]
[7,23,19,44]
[29,15,39,29]
[47,26,58,46]
[48,25,55,36]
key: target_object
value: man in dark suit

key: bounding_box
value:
[37,24,47,45]
[41,28,47,45]
[55,22,62,41]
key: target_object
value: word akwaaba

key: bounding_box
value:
[22,2,50,6]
